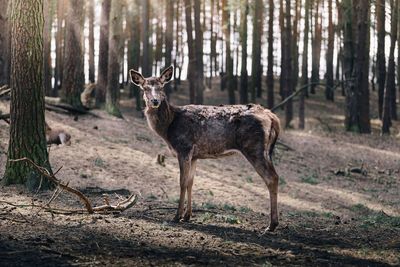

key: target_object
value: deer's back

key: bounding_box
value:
[167,104,279,159]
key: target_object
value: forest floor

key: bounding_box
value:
[0,80,399,266]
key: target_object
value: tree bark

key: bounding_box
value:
[165,0,174,97]
[141,0,151,77]
[283,0,293,128]
[184,0,196,103]
[43,0,54,96]
[105,0,123,118]
[3,0,53,190]
[376,0,385,119]
[96,0,111,106]
[54,0,66,96]
[222,0,235,104]
[382,0,398,134]
[266,0,274,108]
[299,0,310,129]
[0,0,10,86]
[310,0,322,94]
[251,0,263,101]
[88,0,95,83]
[325,0,335,101]
[194,0,205,104]
[239,0,248,104]
[61,0,84,108]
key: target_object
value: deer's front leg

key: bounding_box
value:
[173,155,192,222]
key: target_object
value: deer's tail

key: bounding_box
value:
[268,114,281,159]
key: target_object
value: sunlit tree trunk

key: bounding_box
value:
[239,0,248,104]
[279,0,285,100]
[283,0,293,127]
[382,0,398,134]
[142,0,151,77]
[3,0,53,190]
[222,0,235,104]
[184,0,195,103]
[292,0,300,91]
[0,0,10,86]
[61,0,84,108]
[96,0,111,106]
[43,0,54,96]
[299,0,310,129]
[54,0,66,95]
[105,0,123,118]
[194,0,205,104]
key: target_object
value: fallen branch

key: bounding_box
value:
[8,157,137,214]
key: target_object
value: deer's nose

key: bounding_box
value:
[151,99,159,106]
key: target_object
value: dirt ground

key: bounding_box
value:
[0,80,399,266]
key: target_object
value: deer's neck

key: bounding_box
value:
[145,100,175,138]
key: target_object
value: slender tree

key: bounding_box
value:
[310,0,322,94]
[54,0,66,95]
[222,0,235,104]
[43,0,54,96]
[376,0,386,118]
[165,0,174,97]
[194,0,205,104]
[96,0,111,106]
[0,0,10,86]
[141,0,151,77]
[292,0,301,91]
[61,0,84,108]
[382,0,398,134]
[105,0,123,117]
[239,0,248,104]
[88,0,95,83]
[283,0,293,127]
[251,0,263,100]
[184,0,196,103]
[266,0,274,108]
[299,0,310,129]
[3,0,53,190]
[325,0,335,101]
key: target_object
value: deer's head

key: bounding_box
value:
[129,66,174,109]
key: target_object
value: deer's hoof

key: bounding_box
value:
[183,213,191,222]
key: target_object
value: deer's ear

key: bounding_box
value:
[129,69,145,87]
[159,66,174,84]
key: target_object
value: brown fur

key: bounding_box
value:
[45,122,71,146]
[130,66,281,231]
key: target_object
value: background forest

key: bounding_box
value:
[0,0,399,266]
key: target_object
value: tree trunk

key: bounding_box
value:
[279,0,285,100]
[0,0,10,86]
[61,0,84,108]
[54,0,66,96]
[222,0,235,104]
[43,0,54,96]
[283,0,293,127]
[310,0,322,94]
[141,0,151,77]
[325,0,335,101]
[184,0,196,103]
[376,0,386,119]
[165,0,174,97]
[3,0,53,190]
[105,0,123,118]
[266,0,274,108]
[194,0,205,104]
[292,0,300,91]
[299,0,310,129]
[251,0,263,101]
[382,0,398,134]
[239,0,248,104]
[88,0,95,83]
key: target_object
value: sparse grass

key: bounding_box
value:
[202,202,217,210]
[279,177,287,186]
[216,214,241,224]
[239,206,252,213]
[222,203,236,212]
[351,203,400,228]
[300,173,319,185]
[94,157,105,167]
[245,176,253,183]
[147,194,157,200]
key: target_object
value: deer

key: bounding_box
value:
[129,66,281,232]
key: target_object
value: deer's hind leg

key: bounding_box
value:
[183,159,197,222]
[174,153,193,222]
[242,149,279,232]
